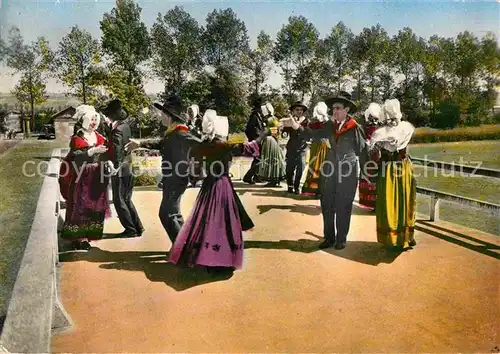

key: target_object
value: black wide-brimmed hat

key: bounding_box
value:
[325,91,357,112]
[251,95,265,108]
[289,101,308,112]
[153,95,186,123]
[101,99,128,120]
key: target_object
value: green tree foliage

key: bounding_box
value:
[151,6,203,96]
[242,31,274,96]
[55,26,102,104]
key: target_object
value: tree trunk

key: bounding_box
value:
[81,62,87,104]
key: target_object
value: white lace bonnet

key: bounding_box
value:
[202,109,229,140]
[74,105,100,130]
[313,102,328,122]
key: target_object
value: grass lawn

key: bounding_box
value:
[408,140,500,235]
[0,139,66,330]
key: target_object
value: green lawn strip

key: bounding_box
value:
[0,140,65,326]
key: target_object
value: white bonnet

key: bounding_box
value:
[73,104,100,130]
[202,109,229,139]
[313,102,328,122]
[188,104,199,118]
[383,99,402,122]
[261,102,275,117]
[364,102,384,121]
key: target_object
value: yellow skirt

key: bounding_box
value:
[301,141,329,196]
[375,158,417,248]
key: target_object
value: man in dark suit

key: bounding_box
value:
[243,96,267,184]
[101,99,144,238]
[125,95,202,243]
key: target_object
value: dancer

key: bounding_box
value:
[368,99,417,249]
[126,95,202,243]
[282,101,309,194]
[357,103,383,211]
[301,102,330,198]
[282,91,368,250]
[257,102,286,187]
[60,105,111,250]
[243,96,267,184]
[186,104,205,188]
[101,99,144,238]
[168,110,270,272]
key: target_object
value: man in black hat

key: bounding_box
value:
[283,101,309,194]
[283,91,368,250]
[242,96,267,184]
[102,99,144,238]
[125,95,202,244]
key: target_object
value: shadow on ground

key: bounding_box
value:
[415,220,500,260]
[59,248,233,291]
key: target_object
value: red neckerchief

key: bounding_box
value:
[308,121,324,130]
[333,117,358,143]
[165,124,189,136]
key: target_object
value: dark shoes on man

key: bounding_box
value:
[319,239,346,250]
[118,228,144,238]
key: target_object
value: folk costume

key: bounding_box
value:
[283,101,309,194]
[301,102,330,198]
[243,96,267,184]
[139,96,202,243]
[368,99,417,249]
[187,104,206,188]
[60,105,111,250]
[257,102,286,187]
[285,92,368,250]
[357,103,383,211]
[102,99,144,238]
[168,110,269,271]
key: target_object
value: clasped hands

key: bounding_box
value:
[280,117,301,130]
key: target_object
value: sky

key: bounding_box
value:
[0,0,498,94]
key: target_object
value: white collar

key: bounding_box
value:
[369,121,415,152]
[112,121,120,130]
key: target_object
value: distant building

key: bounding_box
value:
[4,112,22,133]
[52,106,77,144]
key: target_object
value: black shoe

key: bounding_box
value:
[293,189,300,195]
[79,240,92,250]
[118,230,139,238]
[409,239,417,247]
[287,187,294,193]
[137,228,145,236]
[319,239,335,249]
[335,242,346,250]
[243,177,255,185]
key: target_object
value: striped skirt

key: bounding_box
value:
[301,140,329,196]
[376,158,417,249]
[258,136,286,181]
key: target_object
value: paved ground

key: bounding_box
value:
[52,179,499,353]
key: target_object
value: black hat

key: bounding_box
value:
[325,91,357,112]
[153,95,186,123]
[290,101,308,112]
[251,95,265,108]
[101,99,128,120]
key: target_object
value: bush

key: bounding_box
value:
[134,173,158,186]
[430,100,461,129]
[411,124,500,143]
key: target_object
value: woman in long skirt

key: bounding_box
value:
[59,105,111,250]
[168,110,270,272]
[358,103,383,210]
[369,99,417,249]
[301,102,329,197]
[257,103,285,187]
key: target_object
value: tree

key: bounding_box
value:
[100,0,150,83]
[273,15,319,102]
[151,6,203,96]
[315,22,354,92]
[1,27,53,134]
[56,26,102,104]
[202,8,249,70]
[242,31,274,96]
[100,0,151,116]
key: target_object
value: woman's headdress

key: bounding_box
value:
[73,105,100,131]
[313,102,328,122]
[202,109,229,141]
[364,102,383,124]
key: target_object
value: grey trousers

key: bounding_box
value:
[159,184,187,243]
